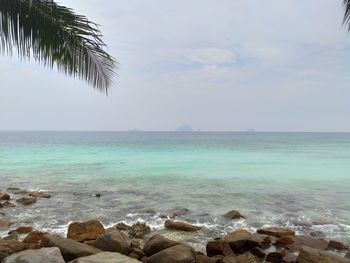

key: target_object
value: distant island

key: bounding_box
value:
[175,124,193,132]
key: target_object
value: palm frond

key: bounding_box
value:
[343,0,350,31]
[0,0,117,93]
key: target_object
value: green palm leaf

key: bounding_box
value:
[0,0,116,93]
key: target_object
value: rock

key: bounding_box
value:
[15,226,33,234]
[171,208,190,218]
[3,232,18,241]
[68,251,140,263]
[223,229,252,253]
[23,231,45,244]
[206,240,234,257]
[143,234,180,256]
[328,240,347,250]
[222,256,238,263]
[164,220,201,232]
[0,221,13,229]
[14,190,27,195]
[257,227,295,238]
[41,234,101,261]
[0,240,29,261]
[95,193,101,198]
[223,210,245,220]
[67,220,105,242]
[148,244,196,263]
[0,211,5,216]
[3,247,65,263]
[196,255,222,263]
[28,191,51,198]
[246,234,271,249]
[251,247,266,258]
[115,222,131,231]
[130,247,145,259]
[16,197,36,206]
[266,251,287,263]
[282,253,297,263]
[6,188,20,192]
[276,235,328,252]
[297,246,350,263]
[0,201,16,208]
[0,193,10,201]
[235,254,256,263]
[346,251,350,259]
[128,222,151,238]
[92,230,132,255]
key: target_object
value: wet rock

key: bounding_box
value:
[164,220,201,232]
[246,234,271,249]
[0,201,16,208]
[0,240,29,261]
[15,226,33,234]
[130,247,145,259]
[115,222,131,231]
[95,193,101,198]
[206,240,234,257]
[128,222,151,238]
[3,231,18,241]
[148,244,196,263]
[276,235,328,252]
[251,247,266,258]
[67,220,105,242]
[23,231,45,244]
[266,251,287,263]
[41,234,101,261]
[143,234,179,256]
[28,191,51,198]
[16,197,37,206]
[223,229,252,253]
[0,221,13,230]
[223,210,245,220]
[282,253,297,263]
[92,230,132,255]
[68,251,140,263]
[196,254,222,263]
[171,208,190,218]
[222,256,238,263]
[297,246,350,263]
[0,193,10,201]
[257,227,295,238]
[3,247,65,263]
[235,254,257,263]
[328,240,347,251]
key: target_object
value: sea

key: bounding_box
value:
[0,131,349,249]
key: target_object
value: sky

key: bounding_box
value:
[1,0,350,131]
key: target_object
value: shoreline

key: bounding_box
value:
[1,188,350,262]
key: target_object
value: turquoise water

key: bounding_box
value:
[0,132,350,247]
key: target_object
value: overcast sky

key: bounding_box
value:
[1,0,350,131]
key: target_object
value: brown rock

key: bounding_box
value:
[0,201,16,208]
[277,235,328,252]
[131,247,146,258]
[148,244,196,263]
[223,229,252,253]
[0,193,10,201]
[297,246,350,263]
[15,226,33,234]
[67,220,105,242]
[346,250,350,259]
[328,240,347,251]
[28,191,51,198]
[143,234,180,256]
[0,240,29,261]
[257,227,295,238]
[115,222,131,231]
[92,230,132,255]
[206,240,234,257]
[164,220,201,232]
[246,234,271,249]
[224,210,245,220]
[23,231,45,244]
[196,255,222,263]
[41,234,101,261]
[266,251,287,263]
[282,253,297,263]
[0,221,13,229]
[235,254,256,263]
[16,197,37,206]
[251,247,266,258]
[129,222,151,238]
[3,231,19,241]
[222,256,238,263]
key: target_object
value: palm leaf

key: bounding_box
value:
[344,0,350,31]
[0,0,116,93]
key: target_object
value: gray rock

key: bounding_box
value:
[68,252,140,263]
[3,247,65,263]
[143,234,180,256]
[92,230,132,255]
[41,234,101,261]
[297,246,350,263]
[148,244,195,263]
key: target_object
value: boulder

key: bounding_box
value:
[67,220,105,242]
[14,190,27,195]
[15,226,33,234]
[41,234,101,261]
[28,191,51,198]
[0,193,10,201]
[16,197,36,206]
[92,230,132,255]
[235,254,256,263]
[23,231,45,244]
[206,240,234,257]
[222,256,238,263]
[148,244,196,263]
[0,240,29,261]
[128,222,151,238]
[297,246,350,263]
[164,220,201,232]
[68,251,140,263]
[3,232,18,241]
[257,227,295,238]
[328,240,347,250]
[276,235,328,252]
[129,247,145,259]
[251,247,266,258]
[223,210,245,220]
[266,251,287,263]
[223,229,252,253]
[246,234,271,249]
[0,221,13,230]
[196,255,222,263]
[0,201,16,208]
[115,222,131,231]
[143,234,180,256]
[3,247,65,263]
[282,253,297,263]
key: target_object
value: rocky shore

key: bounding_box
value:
[1,188,350,263]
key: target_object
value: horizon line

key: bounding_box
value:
[0,130,350,133]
